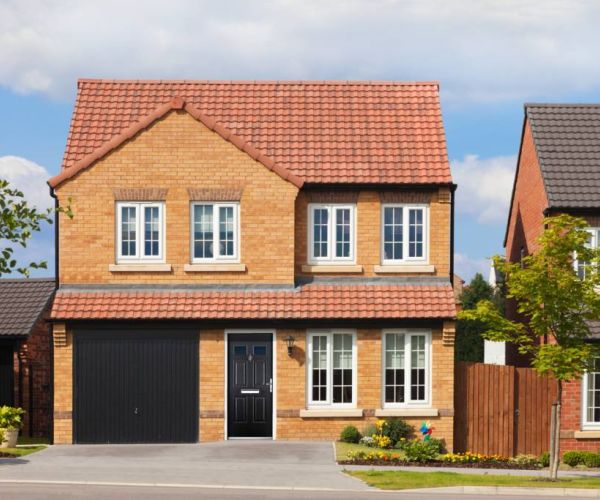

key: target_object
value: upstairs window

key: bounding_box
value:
[116,202,165,263]
[575,228,600,280]
[308,204,355,264]
[583,358,600,429]
[191,203,239,262]
[381,205,428,264]
[307,330,356,407]
[382,330,430,407]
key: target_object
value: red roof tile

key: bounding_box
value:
[50,284,456,320]
[58,80,452,185]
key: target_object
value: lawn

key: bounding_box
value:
[349,470,600,490]
[0,445,46,457]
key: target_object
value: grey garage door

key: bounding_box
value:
[74,327,198,444]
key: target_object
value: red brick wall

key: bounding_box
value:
[560,379,600,452]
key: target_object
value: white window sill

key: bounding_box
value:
[109,264,172,272]
[302,264,363,273]
[374,264,435,274]
[375,408,439,418]
[184,263,246,272]
[300,408,363,418]
[574,430,600,439]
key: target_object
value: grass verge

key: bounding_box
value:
[348,470,600,490]
[1,445,47,457]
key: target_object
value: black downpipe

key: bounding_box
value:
[450,186,456,287]
[48,184,59,445]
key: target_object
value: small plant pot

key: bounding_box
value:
[0,429,18,448]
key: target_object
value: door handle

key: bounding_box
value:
[134,407,139,415]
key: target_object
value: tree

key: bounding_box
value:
[0,178,71,277]
[456,273,496,362]
[459,214,600,479]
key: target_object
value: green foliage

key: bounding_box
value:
[381,418,414,444]
[539,452,550,467]
[458,215,600,382]
[362,423,377,438]
[563,451,587,467]
[583,453,600,468]
[0,428,4,445]
[456,273,504,362]
[0,178,72,277]
[340,425,361,443]
[401,440,439,463]
[511,454,540,467]
[0,406,25,430]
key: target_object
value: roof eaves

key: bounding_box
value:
[48,97,304,189]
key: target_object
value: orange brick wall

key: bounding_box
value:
[54,110,299,285]
[295,189,451,277]
[53,328,73,444]
[199,329,225,441]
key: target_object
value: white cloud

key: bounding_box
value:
[452,154,516,224]
[0,0,600,102]
[455,253,491,283]
[0,155,53,210]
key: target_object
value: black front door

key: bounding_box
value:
[228,334,273,438]
[0,344,14,406]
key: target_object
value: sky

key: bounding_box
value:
[2,0,600,281]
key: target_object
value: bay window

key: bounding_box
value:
[382,330,430,406]
[381,205,428,264]
[191,202,239,262]
[308,204,355,264]
[116,202,164,263]
[307,330,356,407]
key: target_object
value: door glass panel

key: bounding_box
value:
[253,346,267,356]
[234,345,246,357]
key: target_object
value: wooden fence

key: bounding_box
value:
[454,362,557,456]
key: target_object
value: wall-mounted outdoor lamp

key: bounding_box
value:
[284,335,295,357]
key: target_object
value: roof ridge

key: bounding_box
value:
[49,97,304,189]
[77,78,440,87]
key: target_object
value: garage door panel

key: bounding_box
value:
[74,329,198,444]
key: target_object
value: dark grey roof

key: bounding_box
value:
[527,104,600,209]
[0,278,55,337]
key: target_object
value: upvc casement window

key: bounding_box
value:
[307,331,357,407]
[191,203,239,262]
[575,228,600,280]
[381,205,428,264]
[308,204,356,264]
[583,358,600,429]
[116,202,165,263]
[382,330,431,407]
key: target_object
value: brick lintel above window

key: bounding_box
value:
[188,187,244,202]
[113,188,168,201]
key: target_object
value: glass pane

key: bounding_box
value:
[234,346,246,356]
[408,208,424,258]
[312,208,329,258]
[143,206,160,257]
[335,208,351,258]
[384,333,405,403]
[218,206,235,257]
[383,207,403,260]
[587,361,600,423]
[332,334,353,403]
[410,335,427,402]
[193,205,214,259]
[120,206,137,256]
[311,336,328,402]
[253,346,266,356]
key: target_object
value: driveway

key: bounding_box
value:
[0,441,369,492]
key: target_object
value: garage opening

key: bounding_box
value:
[74,327,198,444]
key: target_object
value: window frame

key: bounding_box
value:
[574,228,600,280]
[380,204,429,265]
[306,329,357,409]
[582,358,600,430]
[307,203,357,265]
[381,329,432,408]
[190,202,240,263]
[116,201,165,264]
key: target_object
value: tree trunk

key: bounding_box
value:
[549,381,562,480]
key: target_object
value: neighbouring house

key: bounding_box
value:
[48,79,457,446]
[505,104,600,451]
[0,278,55,437]
[483,260,506,365]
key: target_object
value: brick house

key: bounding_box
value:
[505,104,600,451]
[0,278,55,437]
[48,80,457,446]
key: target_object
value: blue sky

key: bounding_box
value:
[1,0,600,282]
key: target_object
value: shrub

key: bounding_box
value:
[510,454,539,467]
[359,436,375,447]
[362,423,377,438]
[563,451,586,467]
[0,428,4,445]
[382,418,414,444]
[372,435,393,449]
[539,452,550,467]
[583,452,600,468]
[0,406,25,430]
[426,438,446,454]
[340,425,361,443]
[402,440,439,463]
